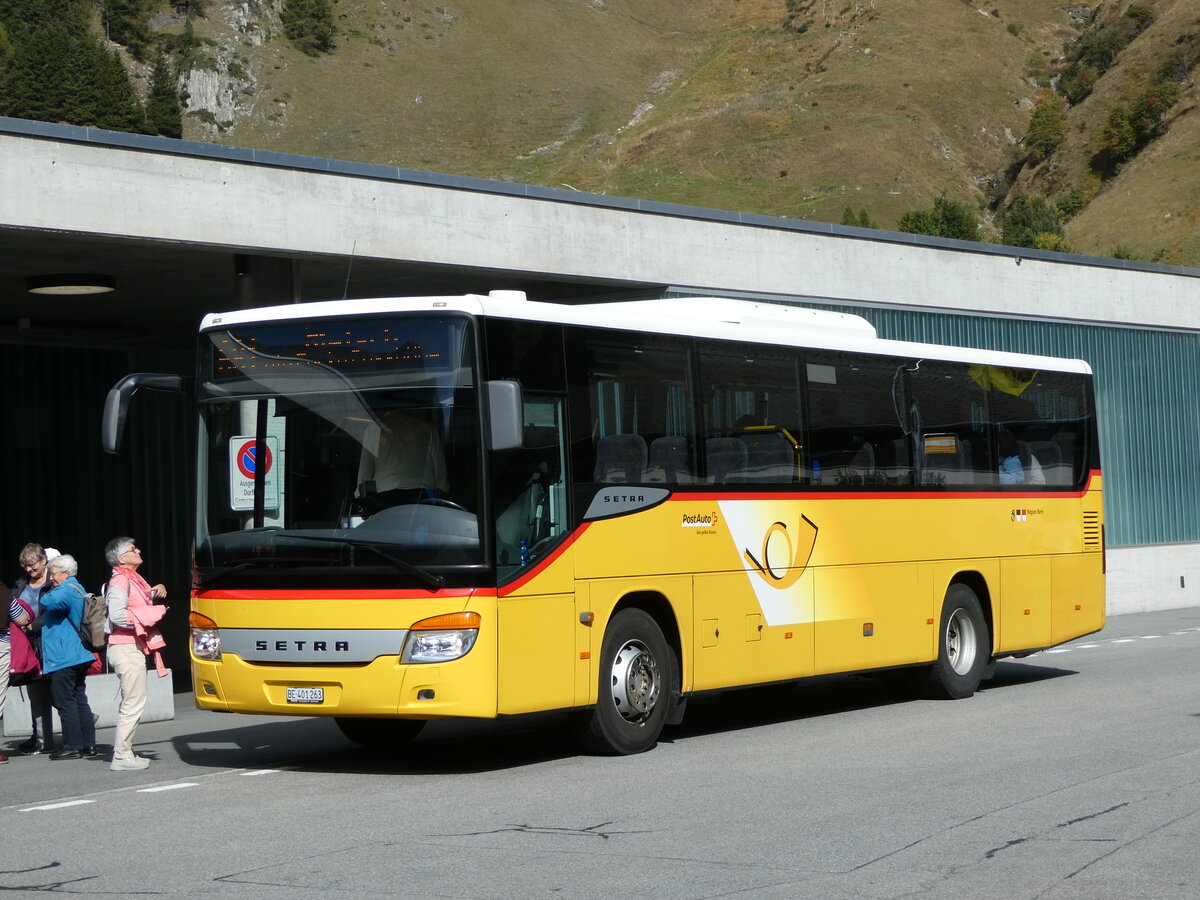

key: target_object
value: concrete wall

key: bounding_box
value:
[1107,546,1200,616]
[3,670,175,738]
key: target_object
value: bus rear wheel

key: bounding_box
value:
[335,717,425,749]
[578,608,673,755]
[924,583,989,700]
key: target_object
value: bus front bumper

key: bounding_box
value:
[192,648,498,720]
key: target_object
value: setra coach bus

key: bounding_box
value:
[103,292,1105,754]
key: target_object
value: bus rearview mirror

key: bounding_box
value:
[102,373,187,454]
[485,380,523,452]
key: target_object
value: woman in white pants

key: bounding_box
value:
[104,537,166,772]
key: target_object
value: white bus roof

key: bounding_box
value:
[200,291,1092,375]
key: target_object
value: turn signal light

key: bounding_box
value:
[190,611,218,629]
[410,611,480,631]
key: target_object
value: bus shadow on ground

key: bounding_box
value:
[172,711,581,775]
[664,659,1075,742]
[172,660,1074,775]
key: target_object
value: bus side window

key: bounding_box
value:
[805,350,911,487]
[907,361,992,486]
[698,342,802,485]
[567,327,697,486]
[988,368,1090,487]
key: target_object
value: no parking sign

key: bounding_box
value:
[229,436,279,510]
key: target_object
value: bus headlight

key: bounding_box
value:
[402,612,480,663]
[190,611,222,661]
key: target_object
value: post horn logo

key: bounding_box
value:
[744,515,819,589]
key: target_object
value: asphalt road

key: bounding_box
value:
[3,607,1199,899]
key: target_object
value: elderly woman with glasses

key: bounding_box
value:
[12,543,59,754]
[104,536,167,772]
[40,553,98,760]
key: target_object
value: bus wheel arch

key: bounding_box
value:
[577,593,682,755]
[924,577,991,700]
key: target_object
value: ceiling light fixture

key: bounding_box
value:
[26,274,116,296]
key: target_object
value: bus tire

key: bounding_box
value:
[578,608,673,755]
[335,717,425,749]
[924,583,988,700]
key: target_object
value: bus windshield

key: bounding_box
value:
[195,314,483,586]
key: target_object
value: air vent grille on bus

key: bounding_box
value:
[1082,511,1102,549]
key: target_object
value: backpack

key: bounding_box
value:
[72,583,108,653]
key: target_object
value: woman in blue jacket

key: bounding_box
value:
[41,554,98,760]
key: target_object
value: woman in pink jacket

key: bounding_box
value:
[104,537,167,772]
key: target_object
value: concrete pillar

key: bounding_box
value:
[234,254,301,308]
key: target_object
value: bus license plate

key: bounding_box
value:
[286,687,324,704]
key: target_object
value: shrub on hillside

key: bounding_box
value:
[1002,197,1064,249]
[282,0,336,56]
[1096,78,1180,168]
[841,206,878,229]
[1159,33,1198,85]
[1058,5,1154,106]
[898,196,979,241]
[1024,96,1065,161]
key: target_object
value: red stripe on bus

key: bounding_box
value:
[498,522,592,594]
[193,587,493,601]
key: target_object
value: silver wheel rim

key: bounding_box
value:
[608,639,661,724]
[946,607,978,675]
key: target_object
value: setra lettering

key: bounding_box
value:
[252,639,349,653]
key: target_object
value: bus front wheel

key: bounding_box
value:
[924,583,989,700]
[578,608,673,755]
[335,717,425,749]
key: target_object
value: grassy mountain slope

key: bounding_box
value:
[176,0,1200,266]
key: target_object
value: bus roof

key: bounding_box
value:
[200,291,1092,375]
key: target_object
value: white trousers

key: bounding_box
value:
[108,642,148,760]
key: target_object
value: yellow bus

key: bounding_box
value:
[105,292,1104,754]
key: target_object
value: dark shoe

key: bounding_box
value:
[49,748,82,761]
[82,747,103,759]
[18,737,43,754]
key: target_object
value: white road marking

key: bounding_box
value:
[21,799,94,812]
[138,783,200,793]
[1039,629,1200,654]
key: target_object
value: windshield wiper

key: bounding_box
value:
[195,556,337,588]
[282,534,445,589]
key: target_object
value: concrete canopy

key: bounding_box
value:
[5,115,1199,353]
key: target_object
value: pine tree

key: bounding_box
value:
[81,38,145,131]
[101,0,153,61]
[0,21,145,131]
[146,52,182,138]
[0,21,77,121]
